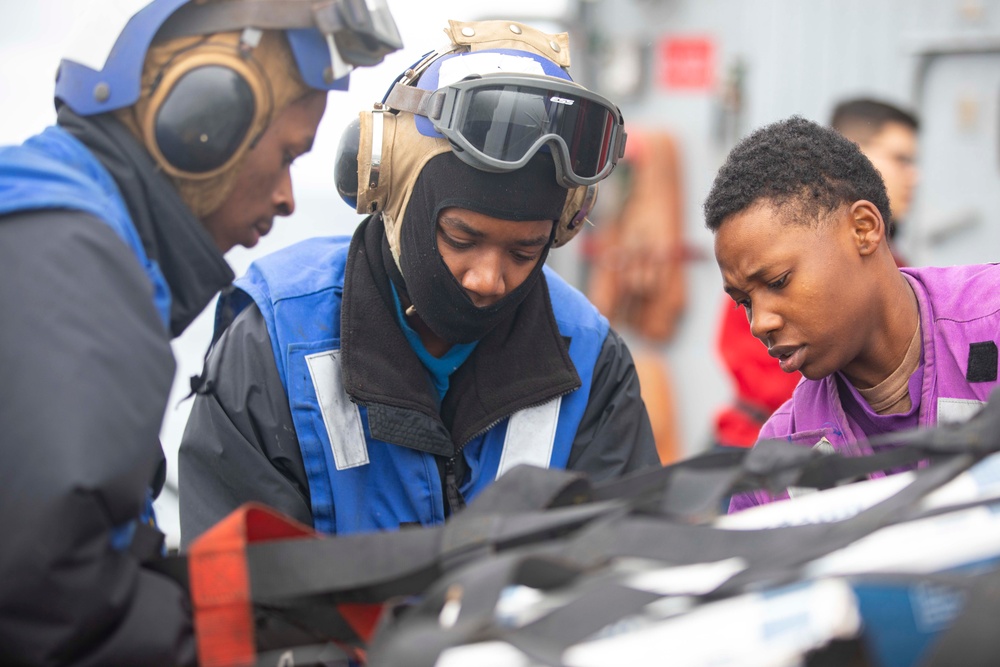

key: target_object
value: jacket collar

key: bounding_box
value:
[341,215,580,455]
[58,107,234,337]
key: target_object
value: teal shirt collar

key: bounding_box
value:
[389,282,477,401]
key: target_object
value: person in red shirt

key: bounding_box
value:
[831,98,920,267]
[713,301,803,447]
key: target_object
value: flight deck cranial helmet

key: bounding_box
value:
[55,0,402,215]
[334,19,627,263]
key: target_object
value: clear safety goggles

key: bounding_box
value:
[387,74,627,188]
[157,0,403,85]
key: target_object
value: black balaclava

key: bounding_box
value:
[392,151,567,344]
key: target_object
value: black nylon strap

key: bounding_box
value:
[366,454,978,666]
[181,396,1000,662]
[159,466,612,617]
[244,501,623,605]
[366,550,587,667]
[252,601,363,655]
[586,436,927,521]
[591,391,1000,518]
[242,430,983,612]
[461,466,592,517]
[654,465,746,520]
[506,581,664,666]
[591,446,746,503]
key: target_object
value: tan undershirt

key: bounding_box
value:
[856,320,922,415]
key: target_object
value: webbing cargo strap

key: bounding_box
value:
[365,455,977,666]
[154,392,1000,665]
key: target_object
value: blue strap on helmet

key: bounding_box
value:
[56,0,189,116]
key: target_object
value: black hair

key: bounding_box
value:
[703,116,891,231]
[830,97,920,144]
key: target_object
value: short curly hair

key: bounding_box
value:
[704,116,891,231]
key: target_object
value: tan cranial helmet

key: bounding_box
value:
[115,28,311,218]
[337,19,620,266]
[55,0,402,220]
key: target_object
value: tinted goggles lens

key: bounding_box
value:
[436,78,624,185]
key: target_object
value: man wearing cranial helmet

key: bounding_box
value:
[0,0,401,663]
[180,20,660,542]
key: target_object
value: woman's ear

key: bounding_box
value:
[850,200,885,257]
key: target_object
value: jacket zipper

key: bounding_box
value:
[444,389,576,516]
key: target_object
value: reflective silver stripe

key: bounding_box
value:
[937,397,986,425]
[496,397,562,479]
[305,350,369,470]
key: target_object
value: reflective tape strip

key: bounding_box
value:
[937,397,986,425]
[496,397,561,479]
[305,350,370,470]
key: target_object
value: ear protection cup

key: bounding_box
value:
[553,183,599,247]
[334,115,361,210]
[140,44,272,180]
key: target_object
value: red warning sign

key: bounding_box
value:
[658,36,716,91]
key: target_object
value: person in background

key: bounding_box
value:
[831,97,920,265]
[703,116,1000,512]
[179,20,660,544]
[0,1,400,663]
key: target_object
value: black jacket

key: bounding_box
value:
[0,109,232,666]
[179,218,660,546]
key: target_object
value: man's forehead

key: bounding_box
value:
[865,122,917,149]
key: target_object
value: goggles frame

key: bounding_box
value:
[157,0,403,84]
[386,73,626,189]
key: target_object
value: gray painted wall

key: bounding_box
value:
[554,0,1000,455]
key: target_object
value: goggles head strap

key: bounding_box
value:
[383,83,445,121]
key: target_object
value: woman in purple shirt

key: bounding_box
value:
[704,116,1000,512]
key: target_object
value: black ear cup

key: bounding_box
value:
[154,65,258,174]
[335,116,362,209]
[142,43,270,180]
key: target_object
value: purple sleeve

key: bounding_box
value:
[726,413,788,514]
[728,489,761,513]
